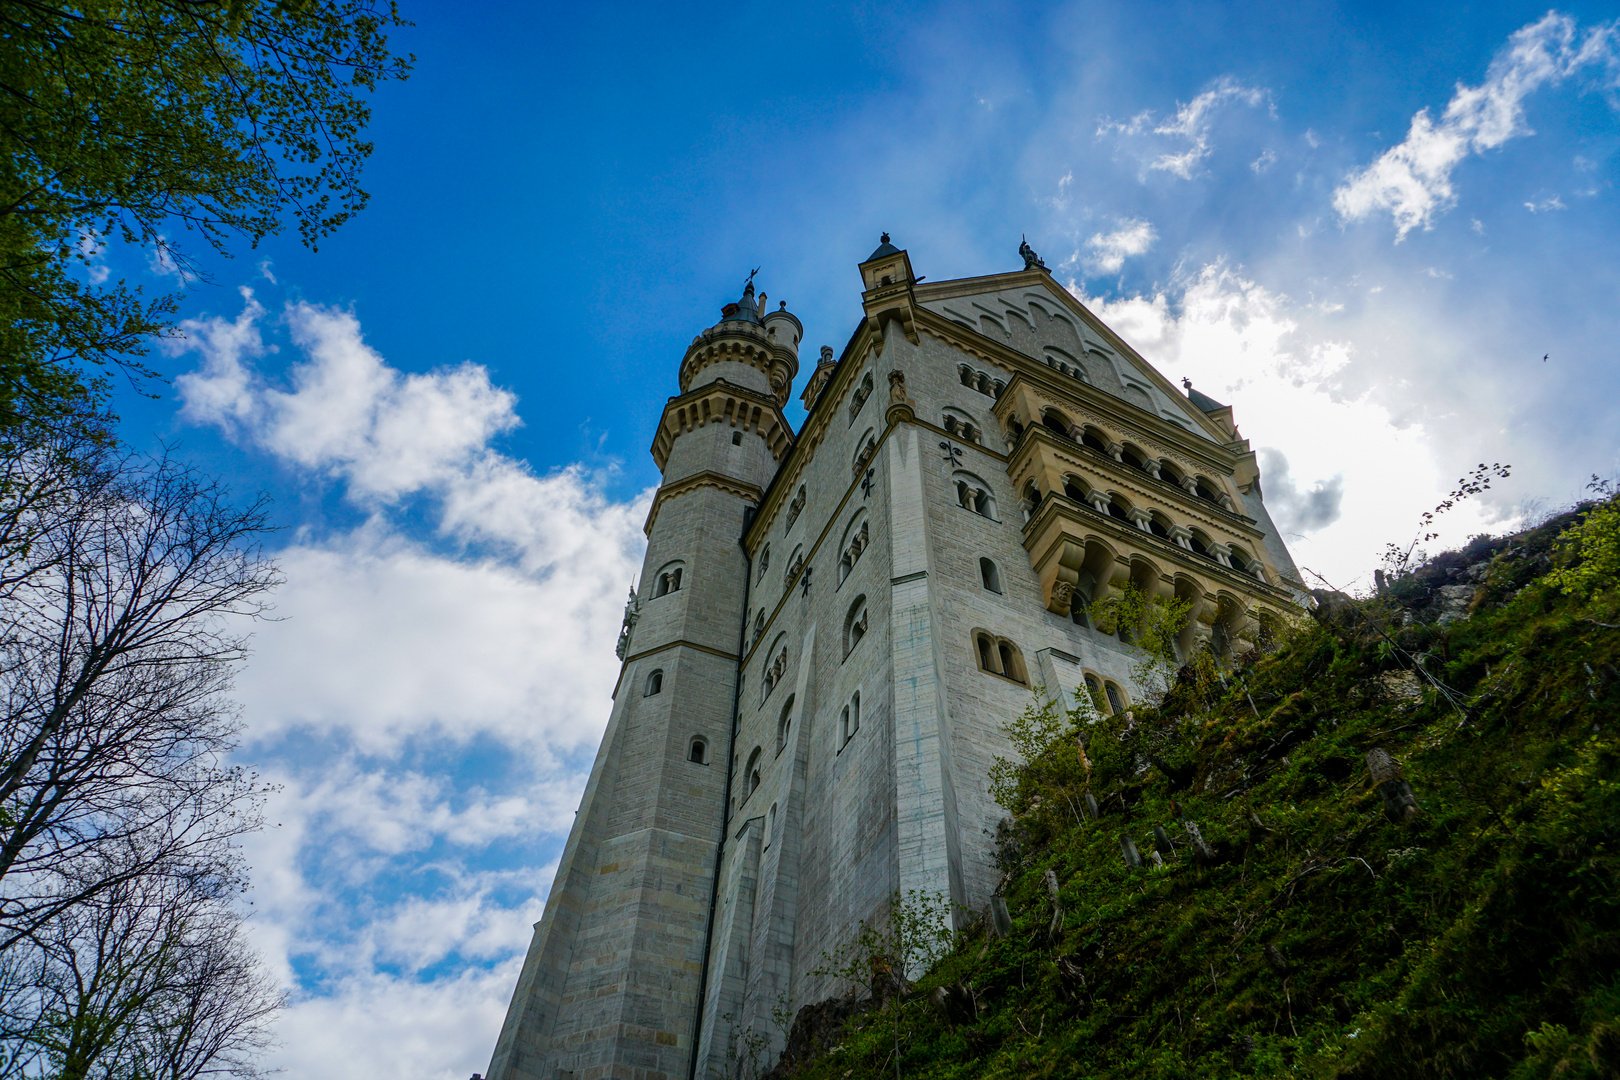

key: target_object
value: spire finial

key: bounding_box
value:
[880,232,890,244]
[1182,377,1193,390]
[743,267,759,295]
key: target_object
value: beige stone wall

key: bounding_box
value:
[491,260,1304,1080]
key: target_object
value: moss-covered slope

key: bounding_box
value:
[771,506,1620,1080]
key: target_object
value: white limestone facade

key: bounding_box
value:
[486,241,1305,1080]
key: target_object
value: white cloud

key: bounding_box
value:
[170,293,652,1080]
[1524,194,1568,212]
[1097,77,1267,179]
[1251,148,1277,173]
[1068,265,1507,586]
[180,299,523,503]
[1150,78,1267,178]
[1334,12,1619,239]
[1083,219,1158,274]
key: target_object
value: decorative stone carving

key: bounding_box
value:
[1019,234,1048,272]
[888,369,908,404]
[615,586,640,660]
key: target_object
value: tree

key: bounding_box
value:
[0,439,279,949]
[0,439,281,1076]
[0,844,281,1080]
[0,0,413,429]
[813,891,957,1080]
[1545,477,1620,599]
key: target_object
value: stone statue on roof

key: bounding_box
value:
[1019,235,1047,272]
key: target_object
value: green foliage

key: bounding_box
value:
[1086,585,1194,703]
[0,0,412,430]
[1545,480,1620,600]
[770,523,1620,1080]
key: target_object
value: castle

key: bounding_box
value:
[485,238,1305,1080]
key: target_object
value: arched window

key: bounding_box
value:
[785,544,806,588]
[853,429,878,477]
[958,364,975,387]
[849,372,874,423]
[1063,476,1088,503]
[767,802,778,847]
[1148,512,1172,540]
[1041,410,1072,440]
[1083,673,1106,713]
[979,557,1001,593]
[1120,445,1146,471]
[1195,477,1222,504]
[689,737,708,764]
[757,545,770,582]
[652,562,684,598]
[785,485,807,531]
[777,694,795,754]
[1104,681,1126,715]
[1108,496,1132,523]
[941,408,980,444]
[745,747,762,797]
[952,471,996,519]
[842,691,860,744]
[1231,545,1267,582]
[972,630,1027,684]
[1081,428,1109,454]
[644,669,663,696]
[1158,461,1185,488]
[762,635,788,699]
[732,430,743,445]
[1022,480,1042,520]
[752,609,765,647]
[844,596,869,658]
[1189,530,1214,559]
[839,512,869,584]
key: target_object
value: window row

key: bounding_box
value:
[1012,408,1236,510]
[957,365,1006,399]
[736,689,865,831]
[1021,475,1267,581]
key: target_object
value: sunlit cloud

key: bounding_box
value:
[1334,11,1619,239]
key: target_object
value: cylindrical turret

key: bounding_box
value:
[679,279,800,405]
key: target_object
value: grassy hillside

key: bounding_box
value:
[768,500,1620,1080]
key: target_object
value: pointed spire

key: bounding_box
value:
[868,232,901,260]
[720,268,764,324]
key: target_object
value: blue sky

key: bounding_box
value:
[91,3,1620,1077]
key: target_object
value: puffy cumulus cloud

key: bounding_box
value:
[1335,12,1620,239]
[1101,77,1268,180]
[179,296,523,502]
[170,292,650,1080]
[1083,219,1158,275]
[1068,265,1508,589]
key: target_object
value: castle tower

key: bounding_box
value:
[489,238,1307,1080]
[486,278,800,1080]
